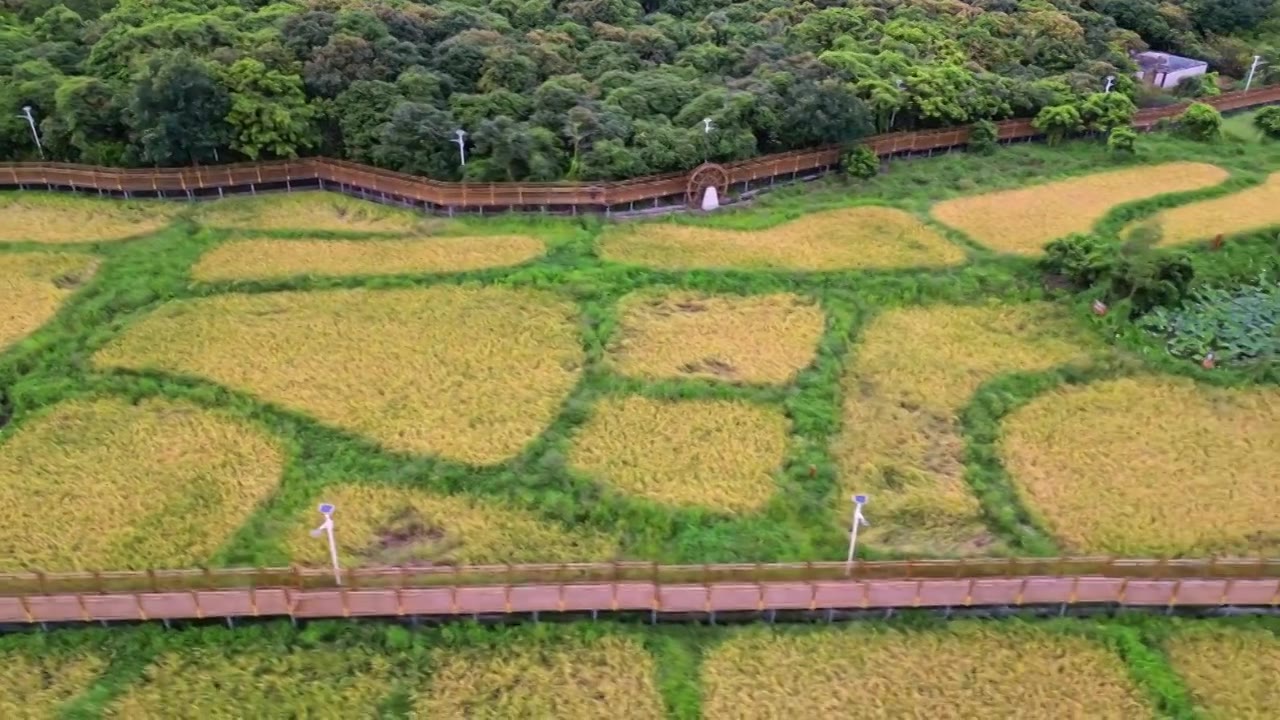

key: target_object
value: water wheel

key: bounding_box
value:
[685,163,729,208]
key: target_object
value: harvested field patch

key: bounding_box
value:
[702,624,1151,719]
[1,252,96,351]
[0,652,104,719]
[94,287,582,464]
[0,397,282,571]
[286,485,614,566]
[1002,376,1280,555]
[1165,626,1280,719]
[0,194,174,243]
[932,162,1229,254]
[197,192,431,233]
[600,206,965,271]
[1125,173,1280,246]
[567,396,787,512]
[416,635,663,720]
[609,291,824,384]
[834,304,1095,555]
[108,647,396,719]
[192,235,545,281]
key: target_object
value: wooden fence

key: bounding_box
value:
[3,85,1280,214]
[2,558,1280,624]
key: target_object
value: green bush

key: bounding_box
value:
[1253,106,1280,139]
[1113,251,1196,314]
[1139,279,1279,365]
[969,120,999,155]
[1041,233,1116,288]
[1177,102,1222,141]
[1107,127,1138,154]
[1033,104,1084,145]
[842,145,880,179]
[1081,92,1137,133]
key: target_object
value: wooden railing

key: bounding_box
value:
[3,86,1279,212]
[0,558,1278,623]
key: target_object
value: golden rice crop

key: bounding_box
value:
[94,287,582,464]
[108,648,396,719]
[834,304,1095,555]
[0,652,104,719]
[191,235,545,281]
[0,193,174,243]
[600,206,966,271]
[0,397,282,571]
[285,485,614,566]
[415,635,663,720]
[1,252,96,351]
[1001,376,1280,556]
[197,192,431,233]
[931,162,1229,254]
[608,291,825,384]
[1125,173,1280,246]
[567,396,787,512]
[1164,626,1280,720]
[702,624,1151,719]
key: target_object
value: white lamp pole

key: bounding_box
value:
[18,106,44,160]
[845,494,869,574]
[452,128,467,166]
[310,502,342,586]
[702,117,713,134]
[1246,55,1265,92]
[1104,75,1115,94]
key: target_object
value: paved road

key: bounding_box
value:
[1,575,1277,624]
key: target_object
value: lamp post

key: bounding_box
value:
[1104,75,1116,94]
[1246,55,1266,92]
[845,494,869,574]
[310,502,342,586]
[452,128,467,166]
[18,106,44,160]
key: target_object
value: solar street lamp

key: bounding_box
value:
[1104,75,1116,94]
[1246,55,1266,92]
[310,502,342,586]
[17,106,43,160]
[452,128,467,166]
[845,494,869,574]
[702,117,713,134]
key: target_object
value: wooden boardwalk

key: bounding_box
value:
[3,575,1278,624]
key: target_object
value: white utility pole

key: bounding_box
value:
[452,128,467,166]
[845,494,869,574]
[702,117,714,134]
[1104,75,1115,94]
[310,502,342,586]
[18,106,43,160]
[1246,55,1266,92]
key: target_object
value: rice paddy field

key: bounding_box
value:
[0,127,1279,715]
[1124,172,1280,246]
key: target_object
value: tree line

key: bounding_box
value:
[0,0,1275,181]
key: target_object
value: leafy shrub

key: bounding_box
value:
[1139,279,1280,365]
[1081,92,1137,132]
[1253,106,1280,139]
[969,120,998,155]
[1033,104,1084,145]
[1173,72,1221,98]
[1112,251,1196,313]
[842,145,879,179]
[1041,233,1116,288]
[1108,126,1138,153]
[1178,102,1222,141]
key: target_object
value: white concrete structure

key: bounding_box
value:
[1134,51,1209,90]
[701,185,719,211]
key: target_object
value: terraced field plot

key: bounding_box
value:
[702,624,1152,719]
[1002,376,1280,556]
[417,635,663,719]
[567,396,788,512]
[834,304,1095,555]
[1124,173,1280,246]
[0,651,104,719]
[192,235,546,281]
[197,192,431,234]
[94,286,583,464]
[932,162,1229,254]
[108,647,398,719]
[608,291,825,384]
[1165,626,1280,719]
[601,206,966,271]
[0,252,95,351]
[0,194,173,243]
[0,397,283,571]
[285,485,614,566]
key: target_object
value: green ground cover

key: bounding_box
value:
[0,128,1277,572]
[3,616,1280,719]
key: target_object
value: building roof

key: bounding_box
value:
[1134,51,1207,73]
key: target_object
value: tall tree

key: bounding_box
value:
[221,58,318,159]
[126,50,231,165]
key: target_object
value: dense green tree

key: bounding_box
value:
[372,101,458,179]
[1253,105,1280,139]
[331,80,403,162]
[1178,102,1222,141]
[1033,104,1085,145]
[126,50,231,165]
[221,58,317,159]
[1079,92,1137,133]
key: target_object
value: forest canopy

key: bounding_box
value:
[0,0,1276,181]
